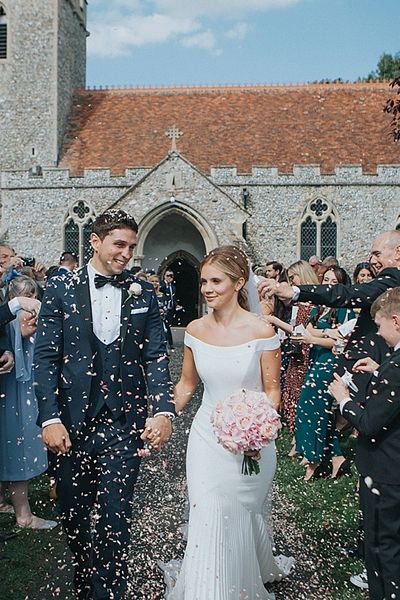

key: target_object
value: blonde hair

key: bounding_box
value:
[371,287,400,319]
[287,260,319,285]
[200,245,250,311]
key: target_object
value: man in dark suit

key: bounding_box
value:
[259,230,400,397]
[160,269,176,347]
[49,251,79,278]
[34,210,175,600]
[329,286,400,600]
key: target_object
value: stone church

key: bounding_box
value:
[1,0,400,322]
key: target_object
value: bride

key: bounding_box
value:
[161,245,294,600]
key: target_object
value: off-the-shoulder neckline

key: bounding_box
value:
[185,331,279,349]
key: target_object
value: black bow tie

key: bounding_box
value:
[94,273,125,289]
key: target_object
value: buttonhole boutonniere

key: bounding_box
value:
[123,282,142,305]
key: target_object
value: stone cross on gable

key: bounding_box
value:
[165,125,183,152]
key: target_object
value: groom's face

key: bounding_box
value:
[91,227,137,275]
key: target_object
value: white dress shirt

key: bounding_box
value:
[87,261,121,345]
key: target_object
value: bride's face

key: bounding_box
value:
[200,264,243,309]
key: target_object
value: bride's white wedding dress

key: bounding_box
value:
[161,332,294,600]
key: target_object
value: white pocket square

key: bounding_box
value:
[131,307,149,314]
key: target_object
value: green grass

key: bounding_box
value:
[0,475,72,600]
[275,430,367,599]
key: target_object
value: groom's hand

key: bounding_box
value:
[42,423,72,455]
[141,415,172,450]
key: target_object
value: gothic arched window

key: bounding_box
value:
[299,198,338,260]
[63,201,96,265]
[0,5,7,60]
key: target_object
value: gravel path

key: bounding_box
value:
[126,346,329,600]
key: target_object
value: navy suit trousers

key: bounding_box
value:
[54,408,142,600]
[360,477,400,600]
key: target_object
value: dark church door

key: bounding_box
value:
[163,253,200,326]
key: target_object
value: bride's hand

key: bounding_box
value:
[244,450,261,461]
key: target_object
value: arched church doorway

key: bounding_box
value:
[141,210,207,323]
[160,250,200,326]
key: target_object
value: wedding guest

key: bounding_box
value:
[353,261,374,284]
[294,267,355,480]
[136,271,149,282]
[0,251,47,300]
[0,294,16,553]
[329,286,400,600]
[45,265,59,280]
[160,269,176,347]
[0,276,55,529]
[264,260,319,456]
[253,265,266,277]
[0,244,20,301]
[308,255,322,275]
[259,230,400,403]
[0,243,19,273]
[50,251,79,278]
[148,274,169,343]
[261,269,288,317]
[265,261,284,280]
[317,256,339,282]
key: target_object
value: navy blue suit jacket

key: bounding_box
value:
[298,267,400,344]
[342,348,400,485]
[34,266,175,438]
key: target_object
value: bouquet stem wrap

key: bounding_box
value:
[242,455,260,476]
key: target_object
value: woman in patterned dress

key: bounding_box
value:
[263,260,319,456]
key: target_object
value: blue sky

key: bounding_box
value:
[87,0,400,88]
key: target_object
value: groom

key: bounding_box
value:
[34,210,175,600]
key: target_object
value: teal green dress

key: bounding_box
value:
[295,306,355,463]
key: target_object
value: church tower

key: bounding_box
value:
[0,0,88,171]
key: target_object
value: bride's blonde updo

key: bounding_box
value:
[200,245,250,311]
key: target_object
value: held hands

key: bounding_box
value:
[42,423,72,455]
[140,415,172,451]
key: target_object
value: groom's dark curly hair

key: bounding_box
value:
[92,210,138,239]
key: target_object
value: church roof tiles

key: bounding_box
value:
[59,82,400,176]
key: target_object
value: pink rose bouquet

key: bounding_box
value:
[211,389,281,476]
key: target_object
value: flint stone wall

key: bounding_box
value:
[0,161,399,270]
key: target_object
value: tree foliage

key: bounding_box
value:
[367,52,400,81]
[384,77,400,141]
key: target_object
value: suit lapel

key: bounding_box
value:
[120,283,131,350]
[120,273,147,350]
[75,266,95,350]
